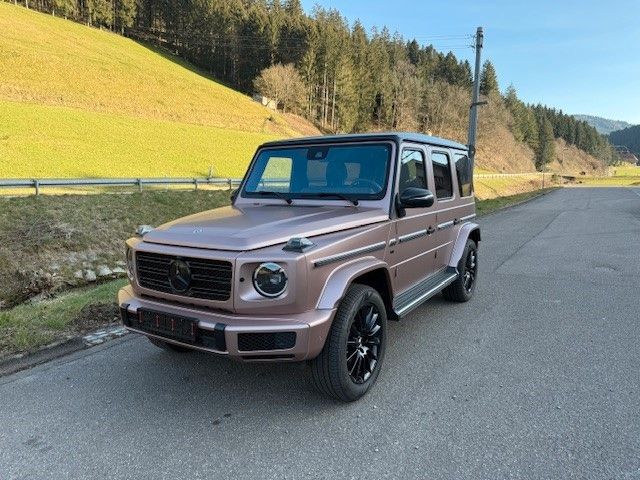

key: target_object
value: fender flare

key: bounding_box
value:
[448,222,481,269]
[316,256,391,310]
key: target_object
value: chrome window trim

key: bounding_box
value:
[313,241,387,268]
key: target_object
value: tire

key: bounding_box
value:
[308,284,387,402]
[443,239,478,302]
[148,337,193,353]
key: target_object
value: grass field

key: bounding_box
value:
[0,100,279,178]
[0,3,317,178]
[610,163,640,177]
[577,163,640,187]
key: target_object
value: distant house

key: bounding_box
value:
[252,94,277,110]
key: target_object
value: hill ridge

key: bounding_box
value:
[572,114,633,135]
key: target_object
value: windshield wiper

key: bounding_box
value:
[255,190,293,204]
[316,193,359,206]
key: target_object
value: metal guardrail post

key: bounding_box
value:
[194,178,198,191]
[228,178,232,190]
[34,179,39,195]
[137,178,142,192]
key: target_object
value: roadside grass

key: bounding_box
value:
[474,175,548,200]
[0,187,555,358]
[0,3,316,179]
[0,190,231,309]
[0,279,126,356]
[475,188,556,216]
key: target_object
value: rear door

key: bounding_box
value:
[390,144,438,294]
[428,148,458,270]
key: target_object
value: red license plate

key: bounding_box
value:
[137,309,197,343]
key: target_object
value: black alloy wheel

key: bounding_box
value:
[347,303,383,384]
[462,247,477,294]
[442,239,478,302]
[308,284,388,402]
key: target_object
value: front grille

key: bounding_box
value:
[237,332,296,351]
[135,252,232,301]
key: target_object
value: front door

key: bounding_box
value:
[390,145,438,294]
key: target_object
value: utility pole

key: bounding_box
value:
[467,27,485,169]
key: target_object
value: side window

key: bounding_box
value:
[454,153,473,197]
[399,149,427,192]
[431,152,453,199]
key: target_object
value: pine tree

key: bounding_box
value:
[334,53,358,132]
[535,116,555,170]
[479,60,499,96]
[51,0,76,18]
[114,0,135,34]
[406,39,419,66]
[504,84,525,141]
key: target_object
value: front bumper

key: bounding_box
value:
[118,286,335,362]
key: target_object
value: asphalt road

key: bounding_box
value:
[1,187,639,480]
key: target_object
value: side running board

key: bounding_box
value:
[393,267,458,318]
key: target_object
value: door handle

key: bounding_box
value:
[426,226,436,235]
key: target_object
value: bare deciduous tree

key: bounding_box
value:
[254,63,305,114]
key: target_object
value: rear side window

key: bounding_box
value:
[399,149,427,192]
[454,153,473,197]
[431,152,453,199]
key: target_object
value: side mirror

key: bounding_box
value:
[230,189,239,202]
[399,187,435,208]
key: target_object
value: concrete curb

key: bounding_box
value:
[0,325,128,377]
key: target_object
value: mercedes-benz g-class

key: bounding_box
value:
[119,133,480,401]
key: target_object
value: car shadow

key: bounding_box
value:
[105,294,462,418]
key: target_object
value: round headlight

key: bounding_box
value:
[253,262,287,298]
[126,247,135,281]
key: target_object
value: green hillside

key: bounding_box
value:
[609,125,640,156]
[0,3,317,178]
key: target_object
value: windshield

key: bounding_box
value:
[242,143,391,201]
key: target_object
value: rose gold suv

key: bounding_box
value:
[119,133,480,401]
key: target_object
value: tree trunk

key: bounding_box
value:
[321,63,327,129]
[331,76,337,132]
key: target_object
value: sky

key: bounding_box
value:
[300,0,640,124]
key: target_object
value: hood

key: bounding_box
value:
[142,205,389,251]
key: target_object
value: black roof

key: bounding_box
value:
[260,132,468,151]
